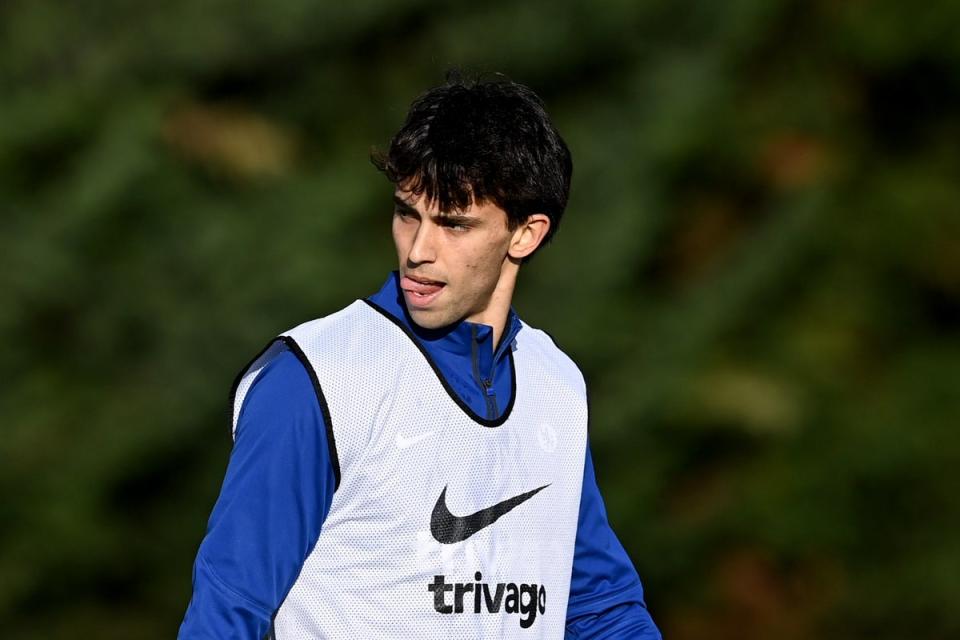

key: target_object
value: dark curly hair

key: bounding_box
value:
[371,71,572,257]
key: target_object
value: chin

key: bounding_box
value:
[406,306,447,329]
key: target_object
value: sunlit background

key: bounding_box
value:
[2,1,958,638]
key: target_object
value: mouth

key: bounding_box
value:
[400,274,446,309]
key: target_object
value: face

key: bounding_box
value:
[392,188,516,330]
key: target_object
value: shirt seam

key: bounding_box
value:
[197,554,274,617]
[566,579,645,618]
[565,607,661,640]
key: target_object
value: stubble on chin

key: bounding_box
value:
[405,301,449,330]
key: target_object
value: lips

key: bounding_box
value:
[401,275,445,308]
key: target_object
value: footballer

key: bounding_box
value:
[179,72,661,639]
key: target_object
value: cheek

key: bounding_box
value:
[446,231,509,282]
[392,220,409,255]
[466,236,509,275]
[460,245,491,272]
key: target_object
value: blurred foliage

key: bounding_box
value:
[1,0,958,638]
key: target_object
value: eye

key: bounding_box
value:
[440,219,471,232]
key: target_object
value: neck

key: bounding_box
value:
[465,259,519,348]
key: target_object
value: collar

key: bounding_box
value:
[366,271,523,364]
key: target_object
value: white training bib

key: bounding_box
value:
[232,301,588,639]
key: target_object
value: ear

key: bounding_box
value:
[508,214,551,260]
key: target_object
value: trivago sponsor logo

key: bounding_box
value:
[427,572,546,629]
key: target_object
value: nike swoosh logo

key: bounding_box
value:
[431,484,550,544]
[395,431,435,449]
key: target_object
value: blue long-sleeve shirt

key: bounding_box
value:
[179,273,660,639]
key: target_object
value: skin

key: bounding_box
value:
[392,186,551,348]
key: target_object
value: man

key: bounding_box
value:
[179,73,660,639]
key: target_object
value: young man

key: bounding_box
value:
[179,74,660,639]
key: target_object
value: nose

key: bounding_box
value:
[407,219,437,265]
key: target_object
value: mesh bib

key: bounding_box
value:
[232,301,588,639]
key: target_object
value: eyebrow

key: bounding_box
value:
[392,195,479,225]
[435,214,477,226]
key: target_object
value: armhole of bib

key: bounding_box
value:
[227,336,342,491]
[279,336,342,491]
[227,337,283,440]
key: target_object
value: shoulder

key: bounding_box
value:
[283,300,373,343]
[229,301,366,401]
[280,300,403,363]
[231,337,342,488]
[245,348,312,405]
[517,320,587,398]
[234,347,320,439]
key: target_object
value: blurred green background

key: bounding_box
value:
[2,0,958,638]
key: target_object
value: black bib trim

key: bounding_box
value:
[228,336,342,491]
